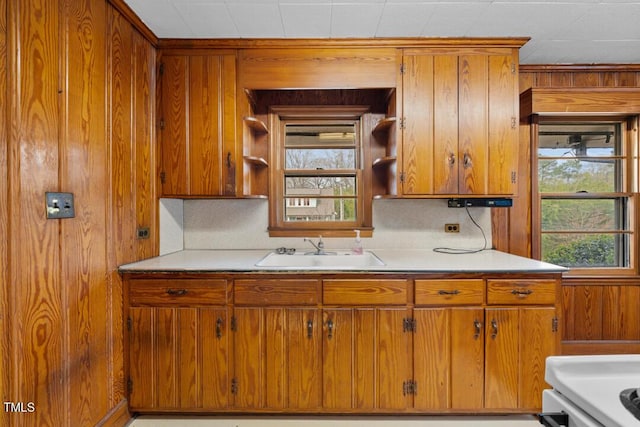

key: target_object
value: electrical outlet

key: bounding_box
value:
[45,192,75,219]
[445,223,460,233]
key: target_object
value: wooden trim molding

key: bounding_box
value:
[521,87,640,116]
[107,0,158,46]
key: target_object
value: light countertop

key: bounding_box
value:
[119,249,566,273]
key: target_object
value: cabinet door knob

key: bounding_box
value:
[491,319,498,339]
[307,319,313,339]
[326,319,334,340]
[216,318,223,339]
[473,319,482,340]
[448,152,456,166]
[463,153,472,169]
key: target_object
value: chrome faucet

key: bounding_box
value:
[304,236,326,255]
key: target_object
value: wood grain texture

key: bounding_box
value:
[0,0,7,424]
[415,279,484,306]
[239,48,397,89]
[234,279,320,306]
[519,307,556,409]
[484,308,518,409]
[9,1,64,425]
[323,279,408,306]
[61,0,110,424]
[376,308,411,410]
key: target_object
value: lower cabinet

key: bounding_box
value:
[124,273,560,414]
[127,279,231,411]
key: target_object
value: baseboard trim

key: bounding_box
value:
[96,399,132,427]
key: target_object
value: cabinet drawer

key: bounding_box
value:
[415,279,484,306]
[129,279,228,306]
[487,279,557,305]
[234,279,320,306]
[323,279,408,305]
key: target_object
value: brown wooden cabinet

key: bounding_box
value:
[233,279,322,410]
[124,272,559,414]
[401,49,519,196]
[322,279,412,410]
[127,279,231,411]
[160,52,238,196]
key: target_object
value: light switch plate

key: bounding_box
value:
[45,192,75,219]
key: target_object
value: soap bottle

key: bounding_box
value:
[352,229,363,255]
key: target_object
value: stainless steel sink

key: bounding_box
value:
[255,251,385,268]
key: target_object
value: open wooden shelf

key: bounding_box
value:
[244,116,269,134]
[243,155,269,168]
[372,116,396,134]
[372,156,397,168]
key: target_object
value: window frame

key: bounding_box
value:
[532,114,638,276]
[268,106,373,237]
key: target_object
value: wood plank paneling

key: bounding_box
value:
[0,0,7,424]
[61,0,110,425]
[9,1,64,426]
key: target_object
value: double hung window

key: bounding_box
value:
[536,119,634,271]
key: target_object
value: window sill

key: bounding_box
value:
[268,227,374,238]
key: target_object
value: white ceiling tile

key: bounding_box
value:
[376,3,436,37]
[330,3,385,37]
[420,2,491,37]
[226,2,285,37]
[552,3,640,40]
[174,3,239,37]
[280,3,332,37]
[125,0,193,37]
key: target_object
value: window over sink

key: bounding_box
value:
[268,106,372,237]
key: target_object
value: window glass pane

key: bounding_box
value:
[285,177,356,195]
[284,197,356,222]
[285,148,356,170]
[538,159,620,193]
[541,198,626,231]
[541,233,628,268]
[538,123,619,157]
[285,124,357,170]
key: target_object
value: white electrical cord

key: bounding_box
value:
[432,207,488,254]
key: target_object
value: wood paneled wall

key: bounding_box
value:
[1,1,157,426]
[494,64,640,355]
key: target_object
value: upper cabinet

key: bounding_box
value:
[159,51,238,197]
[400,48,520,197]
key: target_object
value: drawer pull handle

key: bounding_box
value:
[491,319,498,339]
[473,319,482,340]
[216,318,223,339]
[511,289,533,296]
[326,319,334,340]
[307,319,313,339]
[438,289,460,296]
[166,288,188,296]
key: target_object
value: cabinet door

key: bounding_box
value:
[401,51,517,196]
[128,306,230,410]
[160,53,237,196]
[233,307,321,410]
[322,308,411,410]
[414,308,484,410]
[484,307,556,410]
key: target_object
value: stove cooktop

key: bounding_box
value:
[621,387,640,421]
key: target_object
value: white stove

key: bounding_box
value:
[540,355,640,427]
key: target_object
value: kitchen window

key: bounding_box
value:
[535,118,636,272]
[268,106,372,236]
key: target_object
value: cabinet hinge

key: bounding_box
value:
[403,317,416,333]
[160,172,166,184]
[231,378,238,395]
[400,63,405,74]
[511,171,517,184]
[126,316,132,332]
[552,317,559,333]
[399,117,406,130]
[511,63,516,75]
[511,116,517,129]
[159,62,165,76]
[230,316,237,332]
[400,172,406,183]
[160,119,165,130]
[402,380,417,396]
[127,378,133,394]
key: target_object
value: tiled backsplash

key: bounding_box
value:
[159,198,492,255]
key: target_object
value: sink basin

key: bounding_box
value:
[255,251,385,269]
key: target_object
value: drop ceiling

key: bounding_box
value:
[122,0,640,64]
